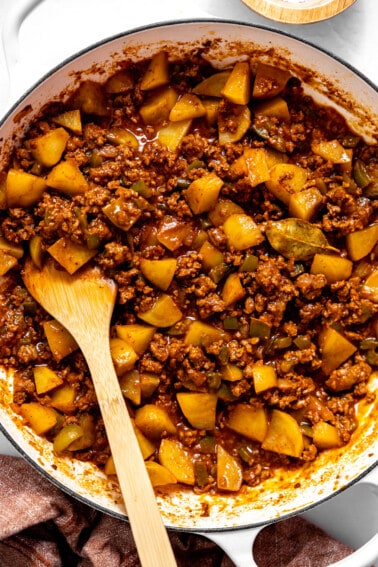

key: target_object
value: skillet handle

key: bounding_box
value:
[196,526,263,567]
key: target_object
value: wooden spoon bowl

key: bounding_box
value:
[241,0,356,24]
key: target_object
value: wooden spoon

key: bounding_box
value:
[23,258,177,567]
[241,0,356,24]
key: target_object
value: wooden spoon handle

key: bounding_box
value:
[82,340,177,567]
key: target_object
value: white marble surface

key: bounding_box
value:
[0,3,377,558]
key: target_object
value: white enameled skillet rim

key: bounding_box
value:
[0,18,377,533]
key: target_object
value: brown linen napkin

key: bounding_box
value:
[0,454,353,567]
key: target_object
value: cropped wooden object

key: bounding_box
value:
[23,258,177,567]
[241,0,356,24]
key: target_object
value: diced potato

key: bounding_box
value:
[43,319,78,362]
[106,128,138,149]
[311,139,351,164]
[104,455,116,475]
[227,404,268,443]
[288,187,323,221]
[115,324,156,355]
[138,294,182,327]
[199,240,224,270]
[145,461,177,486]
[119,370,141,405]
[362,269,378,303]
[218,105,251,145]
[251,364,278,393]
[216,444,242,492]
[310,253,353,283]
[192,71,231,97]
[223,213,264,250]
[140,373,160,398]
[31,128,69,168]
[261,409,304,458]
[6,168,47,207]
[20,402,59,435]
[221,364,243,382]
[102,196,142,231]
[221,272,246,306]
[140,257,177,291]
[346,224,378,261]
[139,86,178,125]
[169,93,206,121]
[265,148,289,169]
[185,172,223,215]
[221,61,251,105]
[312,421,342,449]
[53,109,82,134]
[105,70,134,94]
[265,163,308,205]
[134,404,177,440]
[133,422,156,459]
[73,81,108,116]
[184,320,228,346]
[53,423,83,453]
[46,160,89,196]
[158,438,195,485]
[33,366,63,395]
[252,63,291,99]
[68,413,96,451]
[109,337,138,375]
[202,98,220,126]
[47,237,97,274]
[318,326,357,375]
[0,252,18,276]
[156,215,192,251]
[244,148,271,187]
[0,236,24,259]
[156,119,192,151]
[50,384,76,413]
[208,198,244,226]
[254,96,290,121]
[177,392,218,430]
[29,235,43,269]
[140,51,169,91]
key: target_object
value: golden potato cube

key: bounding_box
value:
[48,237,97,274]
[261,409,304,458]
[106,128,138,149]
[177,392,218,430]
[252,63,291,99]
[158,438,195,485]
[202,98,220,126]
[6,168,47,207]
[68,413,96,451]
[135,404,177,440]
[199,240,224,270]
[184,320,228,346]
[216,444,242,492]
[265,148,289,169]
[104,455,116,475]
[31,128,69,168]
[105,70,134,94]
[169,93,206,122]
[53,109,82,134]
[33,366,63,395]
[185,172,223,215]
[140,51,169,91]
[362,269,378,303]
[138,294,182,327]
[244,147,271,187]
[251,364,278,393]
[311,139,351,164]
[288,187,323,221]
[46,160,89,196]
[254,96,290,121]
[20,402,58,435]
[139,86,178,125]
[227,404,268,443]
[0,236,23,259]
[312,422,342,450]
[223,213,264,250]
[156,119,192,151]
[50,384,76,413]
[73,81,108,116]
[53,423,84,453]
[0,251,18,276]
[145,461,177,487]
[43,319,78,362]
[115,324,156,355]
[119,370,141,405]
[109,337,138,376]
[193,71,231,97]
[310,253,353,283]
[133,422,156,459]
[221,364,243,382]
[221,61,251,105]
[319,326,357,375]
[266,163,308,205]
[346,224,378,261]
[218,105,251,145]
[29,235,44,269]
[156,215,192,251]
[140,373,160,399]
[140,257,177,291]
[221,272,246,306]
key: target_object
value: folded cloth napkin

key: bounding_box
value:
[0,455,353,567]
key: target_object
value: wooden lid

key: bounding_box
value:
[241,0,356,24]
